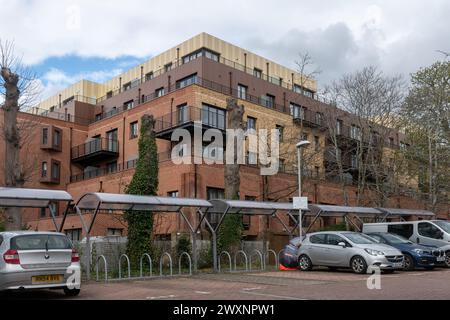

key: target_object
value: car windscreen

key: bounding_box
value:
[381,233,410,244]
[10,234,72,251]
[342,233,377,244]
[432,220,450,234]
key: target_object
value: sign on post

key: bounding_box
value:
[293,197,308,210]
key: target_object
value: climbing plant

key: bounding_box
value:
[124,114,159,265]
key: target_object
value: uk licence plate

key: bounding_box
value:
[393,262,403,268]
[31,275,64,284]
[437,256,445,262]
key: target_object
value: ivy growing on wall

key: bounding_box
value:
[124,115,159,265]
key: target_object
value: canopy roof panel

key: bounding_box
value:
[0,187,72,208]
[207,199,295,215]
[76,193,212,212]
[308,205,382,216]
[377,208,435,217]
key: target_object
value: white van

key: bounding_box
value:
[363,220,450,248]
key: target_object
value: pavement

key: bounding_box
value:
[2,268,450,300]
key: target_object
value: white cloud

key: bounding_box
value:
[0,0,449,89]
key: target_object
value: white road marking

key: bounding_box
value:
[242,287,262,291]
[241,291,307,300]
[147,294,176,300]
[195,291,211,295]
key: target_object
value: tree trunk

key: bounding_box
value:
[1,67,23,230]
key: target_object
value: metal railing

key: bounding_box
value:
[71,138,119,160]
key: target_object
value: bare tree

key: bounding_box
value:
[1,40,41,230]
[322,66,405,206]
[294,52,322,95]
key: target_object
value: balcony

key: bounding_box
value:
[71,138,119,166]
[155,105,226,140]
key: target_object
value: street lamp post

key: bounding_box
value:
[296,140,310,242]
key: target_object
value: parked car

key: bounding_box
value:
[0,231,81,296]
[364,232,445,270]
[296,231,404,274]
[363,220,450,267]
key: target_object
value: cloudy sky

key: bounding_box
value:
[1,0,449,102]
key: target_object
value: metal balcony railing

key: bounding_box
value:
[71,138,119,160]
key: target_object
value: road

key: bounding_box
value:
[2,268,450,300]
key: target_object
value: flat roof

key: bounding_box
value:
[76,192,212,212]
[308,205,382,216]
[0,187,72,208]
[377,208,435,217]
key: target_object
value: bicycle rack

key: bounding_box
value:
[118,254,131,279]
[249,249,264,271]
[178,252,192,276]
[218,251,232,273]
[140,253,153,278]
[265,249,278,269]
[234,250,249,271]
[159,252,173,276]
[95,255,108,283]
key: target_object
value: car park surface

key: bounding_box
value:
[1,268,450,300]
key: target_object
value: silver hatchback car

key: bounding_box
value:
[297,231,405,274]
[0,231,81,296]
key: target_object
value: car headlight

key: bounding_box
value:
[364,248,385,256]
[413,249,424,255]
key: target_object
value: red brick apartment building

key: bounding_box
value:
[1,33,447,245]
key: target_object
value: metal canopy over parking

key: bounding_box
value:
[304,205,436,233]
[204,199,304,271]
[0,187,73,232]
[64,192,213,278]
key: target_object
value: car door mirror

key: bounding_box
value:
[338,242,346,248]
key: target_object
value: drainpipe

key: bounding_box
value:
[229,72,233,95]
[140,66,144,83]
[266,62,270,81]
[119,77,122,93]
[244,53,247,71]
[122,117,126,165]
[168,75,171,92]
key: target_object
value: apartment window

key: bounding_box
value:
[314,136,320,151]
[183,50,203,64]
[304,90,314,99]
[66,229,82,242]
[336,119,343,135]
[145,72,154,81]
[350,125,362,141]
[164,63,173,72]
[53,129,61,147]
[168,191,179,198]
[106,91,113,99]
[290,103,305,120]
[176,73,197,89]
[106,129,118,152]
[123,100,134,110]
[276,125,284,142]
[106,161,117,174]
[51,161,60,180]
[207,187,225,200]
[95,113,102,122]
[247,116,256,130]
[237,84,248,100]
[202,104,225,130]
[177,104,189,124]
[279,159,286,172]
[315,112,323,126]
[315,166,320,178]
[247,151,257,165]
[42,128,48,145]
[155,87,165,97]
[262,94,275,108]
[123,82,132,91]
[204,49,219,61]
[41,162,48,178]
[130,121,139,139]
[107,228,123,237]
[203,145,224,161]
[351,154,358,168]
[253,68,262,79]
[40,208,46,218]
[389,137,395,148]
[293,84,303,94]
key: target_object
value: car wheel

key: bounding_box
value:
[350,256,368,274]
[298,254,313,271]
[403,254,415,271]
[64,287,80,297]
[445,251,450,268]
